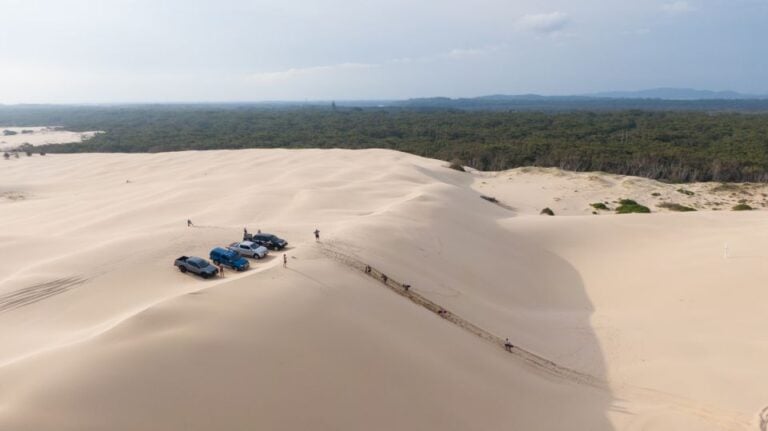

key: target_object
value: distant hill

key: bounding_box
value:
[589,88,767,100]
[395,93,768,111]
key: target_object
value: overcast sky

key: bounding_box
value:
[0,0,766,103]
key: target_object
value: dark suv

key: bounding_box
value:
[245,233,288,250]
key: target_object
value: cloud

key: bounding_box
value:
[516,12,569,34]
[661,1,695,14]
[249,63,378,84]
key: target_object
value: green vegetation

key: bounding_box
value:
[448,159,466,172]
[711,183,744,193]
[3,105,768,182]
[615,199,651,214]
[540,207,555,216]
[651,192,662,197]
[590,202,610,210]
[658,202,697,212]
[676,188,695,196]
[732,203,754,211]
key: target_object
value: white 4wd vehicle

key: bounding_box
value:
[228,241,269,259]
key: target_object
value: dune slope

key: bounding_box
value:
[0,149,765,430]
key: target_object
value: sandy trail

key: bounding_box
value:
[0,149,766,430]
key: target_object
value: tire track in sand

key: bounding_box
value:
[0,277,86,314]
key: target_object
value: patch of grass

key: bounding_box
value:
[732,203,754,211]
[658,202,697,212]
[590,202,610,210]
[676,188,695,196]
[616,199,651,214]
[540,207,555,216]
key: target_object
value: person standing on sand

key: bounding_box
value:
[314,229,320,241]
[504,338,513,351]
[244,227,248,237]
[187,219,193,227]
[218,264,225,277]
[283,253,287,268]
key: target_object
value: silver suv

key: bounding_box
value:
[228,241,269,259]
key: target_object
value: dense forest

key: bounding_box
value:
[3,104,768,182]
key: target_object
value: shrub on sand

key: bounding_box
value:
[540,207,555,216]
[658,202,696,212]
[732,203,753,211]
[616,199,651,214]
[448,159,466,172]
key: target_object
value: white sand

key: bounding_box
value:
[0,149,765,430]
[0,126,99,151]
[473,166,768,215]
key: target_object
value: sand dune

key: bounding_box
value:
[474,166,768,215]
[0,127,99,151]
[0,149,766,430]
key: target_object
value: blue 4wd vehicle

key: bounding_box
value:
[210,247,250,271]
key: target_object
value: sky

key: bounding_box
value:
[0,0,766,103]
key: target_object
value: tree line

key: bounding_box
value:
[3,105,768,182]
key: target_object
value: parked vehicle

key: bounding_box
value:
[174,256,219,279]
[228,241,269,259]
[210,247,250,271]
[244,233,288,250]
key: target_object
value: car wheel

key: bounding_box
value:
[179,266,187,273]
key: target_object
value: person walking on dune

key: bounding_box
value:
[283,253,287,268]
[314,228,320,241]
